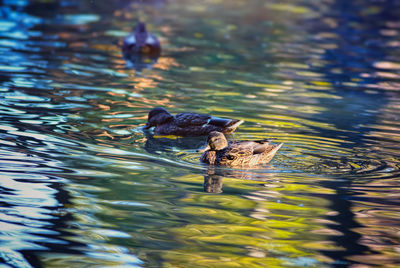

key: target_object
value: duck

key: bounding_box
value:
[122,22,161,55]
[198,131,283,167]
[144,107,244,136]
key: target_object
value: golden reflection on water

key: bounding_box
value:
[163,173,336,267]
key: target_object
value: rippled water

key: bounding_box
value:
[1,0,400,267]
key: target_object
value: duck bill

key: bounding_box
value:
[197,144,210,153]
[143,123,151,129]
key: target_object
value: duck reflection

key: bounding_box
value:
[143,130,205,155]
[123,52,159,70]
[203,166,276,193]
[203,168,224,193]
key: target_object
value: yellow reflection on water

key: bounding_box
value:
[163,173,338,267]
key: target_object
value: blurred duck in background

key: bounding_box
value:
[122,22,161,56]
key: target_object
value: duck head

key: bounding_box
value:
[135,22,147,34]
[144,107,174,129]
[198,131,228,152]
[134,22,148,47]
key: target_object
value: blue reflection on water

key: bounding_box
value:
[0,1,143,266]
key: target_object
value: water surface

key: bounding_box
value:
[0,0,399,267]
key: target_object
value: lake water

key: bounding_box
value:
[0,0,399,267]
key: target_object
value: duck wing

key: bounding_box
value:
[175,113,211,126]
[220,140,281,166]
[146,34,160,46]
[217,145,253,166]
[230,139,270,154]
[175,113,242,127]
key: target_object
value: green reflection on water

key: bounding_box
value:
[46,170,337,267]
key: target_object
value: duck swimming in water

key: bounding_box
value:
[144,107,244,136]
[199,131,283,167]
[122,22,161,55]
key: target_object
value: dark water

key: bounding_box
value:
[1,0,400,267]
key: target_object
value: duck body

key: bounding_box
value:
[122,22,161,56]
[144,107,244,136]
[199,131,283,167]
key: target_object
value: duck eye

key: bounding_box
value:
[227,155,235,160]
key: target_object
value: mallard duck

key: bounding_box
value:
[199,131,283,167]
[144,107,244,136]
[122,22,161,55]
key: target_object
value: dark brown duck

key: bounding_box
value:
[122,22,161,55]
[144,107,244,136]
[199,131,283,167]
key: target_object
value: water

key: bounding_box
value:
[0,0,399,267]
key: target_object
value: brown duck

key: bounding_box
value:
[199,131,283,167]
[122,22,161,56]
[144,107,243,136]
